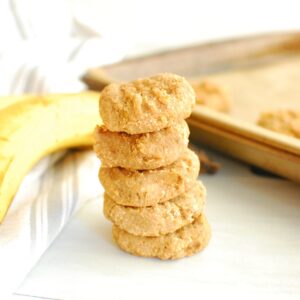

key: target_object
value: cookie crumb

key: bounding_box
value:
[257,109,300,138]
[189,144,221,175]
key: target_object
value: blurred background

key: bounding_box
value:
[1,0,299,94]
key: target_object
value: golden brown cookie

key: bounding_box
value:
[257,110,300,138]
[104,181,205,237]
[93,120,189,169]
[112,214,211,260]
[192,80,230,113]
[99,73,195,134]
[99,149,200,207]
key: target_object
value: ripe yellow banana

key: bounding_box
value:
[0,94,37,110]
[0,91,101,222]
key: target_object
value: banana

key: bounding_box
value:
[0,93,81,110]
[0,94,37,110]
[0,91,101,222]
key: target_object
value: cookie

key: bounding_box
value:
[192,80,230,113]
[257,110,300,138]
[112,214,210,260]
[104,181,205,237]
[99,149,200,207]
[93,120,189,170]
[99,73,195,134]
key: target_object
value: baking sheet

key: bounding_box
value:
[199,56,300,123]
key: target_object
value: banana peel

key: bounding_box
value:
[0,91,101,222]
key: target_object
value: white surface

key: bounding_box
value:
[16,148,300,300]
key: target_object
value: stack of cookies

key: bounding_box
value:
[94,73,211,260]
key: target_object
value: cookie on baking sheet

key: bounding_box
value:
[104,181,205,237]
[99,149,200,207]
[257,109,300,138]
[99,73,195,134]
[192,80,230,113]
[93,120,189,170]
[112,214,211,260]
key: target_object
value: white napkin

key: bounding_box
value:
[0,0,129,297]
[0,151,103,298]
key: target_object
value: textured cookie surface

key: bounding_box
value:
[257,110,300,138]
[113,214,211,260]
[192,80,230,113]
[99,149,200,207]
[104,181,205,237]
[93,120,189,169]
[99,73,195,134]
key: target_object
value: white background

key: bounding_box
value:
[1,0,299,95]
[66,0,300,55]
[1,0,300,55]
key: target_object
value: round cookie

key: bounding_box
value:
[99,149,200,207]
[99,73,196,134]
[112,214,211,260]
[192,80,230,113]
[93,120,189,170]
[257,109,300,138]
[104,181,205,237]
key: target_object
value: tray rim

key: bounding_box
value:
[190,106,300,156]
[82,31,300,88]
